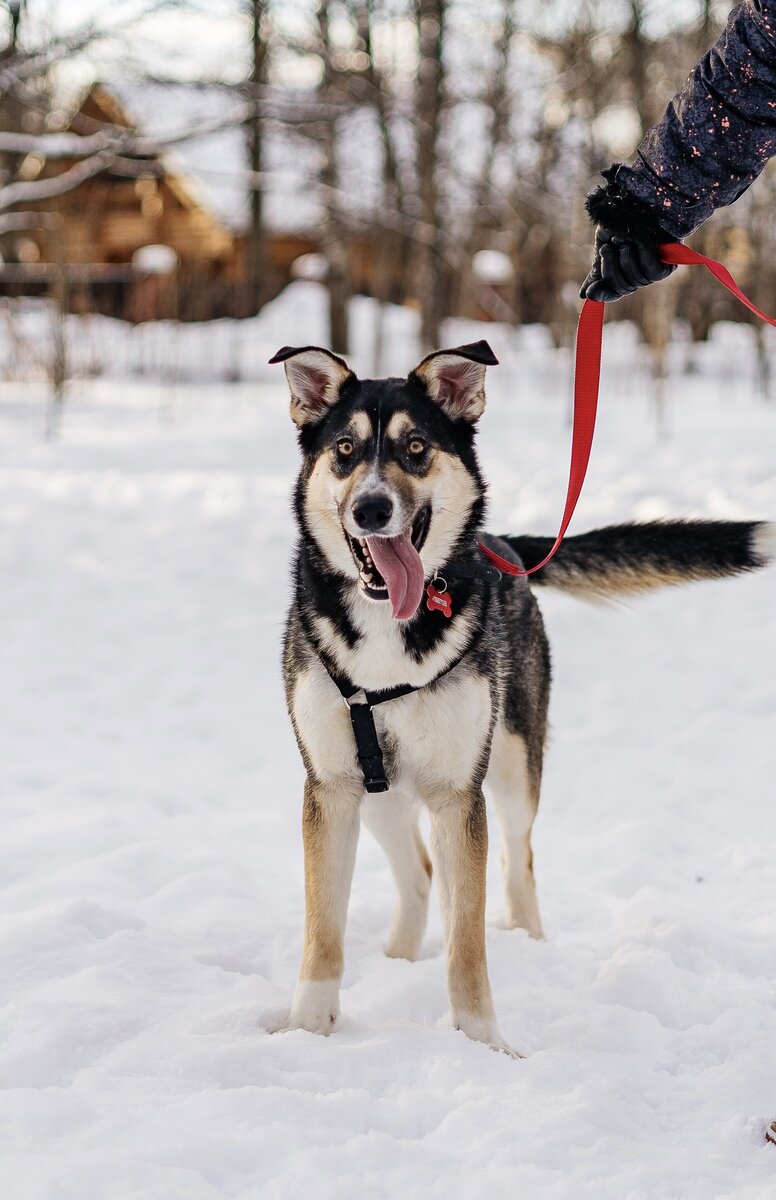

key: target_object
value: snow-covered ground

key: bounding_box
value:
[1,285,775,1199]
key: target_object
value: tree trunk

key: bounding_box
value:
[318,3,350,354]
[351,0,408,366]
[245,0,268,316]
[416,0,445,352]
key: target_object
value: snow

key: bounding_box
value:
[1,286,776,1198]
[472,248,515,284]
[132,244,178,275]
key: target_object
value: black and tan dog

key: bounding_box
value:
[272,340,772,1055]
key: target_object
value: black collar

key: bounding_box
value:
[444,555,502,583]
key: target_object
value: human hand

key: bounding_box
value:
[580,226,677,302]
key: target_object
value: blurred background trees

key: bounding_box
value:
[0,0,773,359]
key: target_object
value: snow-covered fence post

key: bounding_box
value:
[131,244,179,418]
[45,217,68,440]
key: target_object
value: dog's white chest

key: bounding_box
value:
[376,671,492,795]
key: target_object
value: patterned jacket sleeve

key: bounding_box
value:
[587,1,776,241]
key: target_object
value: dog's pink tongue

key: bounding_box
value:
[365,532,425,620]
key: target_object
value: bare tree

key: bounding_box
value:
[347,0,409,370]
[245,0,268,315]
[315,2,352,354]
[415,0,445,351]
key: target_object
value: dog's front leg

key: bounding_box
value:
[430,789,517,1057]
[287,777,361,1035]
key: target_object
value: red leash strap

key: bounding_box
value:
[479,242,776,580]
[478,298,605,577]
[658,242,776,327]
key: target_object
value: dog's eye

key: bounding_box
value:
[337,439,354,457]
[408,438,427,456]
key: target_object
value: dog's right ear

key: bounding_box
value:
[269,345,354,427]
[409,340,498,423]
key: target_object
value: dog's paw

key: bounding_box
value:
[502,913,545,940]
[259,1006,292,1034]
[453,1012,524,1059]
[489,1036,524,1060]
[384,930,424,961]
[283,980,340,1036]
[384,898,429,961]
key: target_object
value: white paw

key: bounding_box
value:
[384,898,428,961]
[488,1035,523,1060]
[283,979,340,1036]
[453,1011,523,1058]
[503,911,545,940]
[385,927,424,961]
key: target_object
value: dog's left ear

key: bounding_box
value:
[269,345,355,427]
[409,340,498,423]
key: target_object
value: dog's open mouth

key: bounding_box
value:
[347,507,430,620]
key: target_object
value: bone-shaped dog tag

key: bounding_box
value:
[426,582,452,618]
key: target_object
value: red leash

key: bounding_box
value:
[659,242,776,326]
[479,298,604,578]
[479,243,776,578]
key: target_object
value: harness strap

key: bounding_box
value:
[345,702,391,793]
[322,650,468,793]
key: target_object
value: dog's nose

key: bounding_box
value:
[352,493,393,533]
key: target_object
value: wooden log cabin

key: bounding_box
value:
[0,81,511,326]
[0,83,319,321]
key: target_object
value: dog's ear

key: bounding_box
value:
[269,345,355,427]
[409,340,498,423]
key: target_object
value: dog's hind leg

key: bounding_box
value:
[362,790,431,961]
[486,723,544,939]
[286,778,361,1035]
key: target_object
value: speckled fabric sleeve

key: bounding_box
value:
[587,0,776,240]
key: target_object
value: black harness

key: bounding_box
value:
[321,652,469,793]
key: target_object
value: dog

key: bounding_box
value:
[271,339,773,1055]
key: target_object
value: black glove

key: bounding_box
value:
[580,226,677,302]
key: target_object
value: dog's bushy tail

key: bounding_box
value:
[501,520,774,600]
